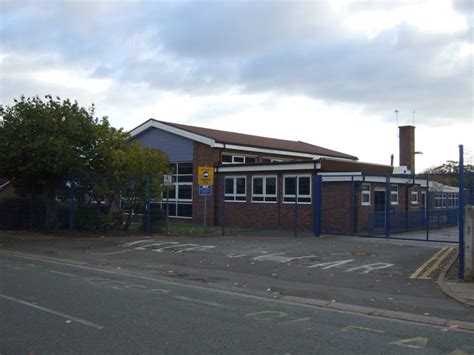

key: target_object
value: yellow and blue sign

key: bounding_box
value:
[198,166,214,186]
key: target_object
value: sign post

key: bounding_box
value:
[198,167,214,228]
[163,175,173,235]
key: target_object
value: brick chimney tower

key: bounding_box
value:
[399,125,415,173]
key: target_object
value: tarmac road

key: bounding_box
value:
[1,233,471,322]
[1,252,474,354]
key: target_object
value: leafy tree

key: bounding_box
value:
[0,95,128,230]
[422,160,474,187]
[110,141,170,231]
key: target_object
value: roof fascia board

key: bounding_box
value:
[223,144,356,161]
[217,162,321,173]
[130,120,217,147]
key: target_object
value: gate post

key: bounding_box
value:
[459,145,465,279]
[313,174,322,237]
[385,175,390,239]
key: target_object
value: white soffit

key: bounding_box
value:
[217,162,321,173]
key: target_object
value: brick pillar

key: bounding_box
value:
[399,125,415,173]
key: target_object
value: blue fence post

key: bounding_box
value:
[313,174,322,237]
[221,175,226,237]
[425,176,430,241]
[146,174,151,235]
[69,176,74,237]
[385,175,390,239]
[459,145,465,279]
[294,176,298,238]
[351,176,355,235]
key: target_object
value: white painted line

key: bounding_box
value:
[342,325,386,334]
[173,296,226,308]
[308,259,355,269]
[281,255,318,263]
[0,293,104,329]
[181,245,216,252]
[138,242,179,251]
[345,263,394,274]
[252,253,288,262]
[122,240,155,247]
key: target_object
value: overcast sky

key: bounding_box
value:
[1,0,472,172]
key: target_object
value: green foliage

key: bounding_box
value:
[0,95,169,233]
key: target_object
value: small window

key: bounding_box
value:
[245,157,257,164]
[435,193,442,208]
[225,176,247,202]
[390,185,398,205]
[233,156,245,163]
[283,175,311,204]
[252,176,277,203]
[222,154,232,163]
[421,192,426,208]
[411,186,418,205]
[361,183,371,206]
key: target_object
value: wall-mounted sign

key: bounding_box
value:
[163,174,173,186]
[199,185,212,196]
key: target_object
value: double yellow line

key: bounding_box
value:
[409,246,457,280]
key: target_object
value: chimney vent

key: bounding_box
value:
[399,125,415,173]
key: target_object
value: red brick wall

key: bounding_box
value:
[214,172,313,231]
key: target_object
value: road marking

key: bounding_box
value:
[345,263,394,274]
[181,245,216,252]
[173,296,226,308]
[281,255,317,263]
[389,336,428,349]
[95,249,135,256]
[146,288,171,295]
[137,241,180,251]
[0,293,104,330]
[308,259,355,269]
[410,246,449,279]
[342,325,385,334]
[252,253,288,262]
[46,270,77,277]
[419,246,457,280]
[122,239,155,247]
[244,311,288,320]
[279,317,312,325]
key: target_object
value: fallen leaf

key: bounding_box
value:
[424,313,431,316]
[267,288,272,292]
[65,320,72,324]
[271,273,277,277]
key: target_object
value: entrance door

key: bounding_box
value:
[374,191,386,229]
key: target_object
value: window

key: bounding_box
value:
[411,186,419,205]
[252,176,277,203]
[225,176,247,202]
[421,192,426,208]
[454,194,459,207]
[361,183,371,206]
[262,157,283,163]
[221,154,257,164]
[435,193,442,208]
[283,175,311,204]
[163,162,193,218]
[390,185,398,205]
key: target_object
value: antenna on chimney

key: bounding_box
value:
[412,110,415,126]
[395,110,399,127]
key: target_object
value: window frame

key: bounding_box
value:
[411,186,419,205]
[361,183,371,206]
[224,176,247,202]
[221,154,258,165]
[251,175,278,203]
[390,184,399,205]
[283,175,312,204]
[162,162,193,219]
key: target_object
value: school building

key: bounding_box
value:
[130,119,457,234]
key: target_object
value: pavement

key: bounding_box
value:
[437,252,474,308]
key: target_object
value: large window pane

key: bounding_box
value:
[236,178,246,194]
[299,177,310,195]
[253,178,263,195]
[285,177,296,195]
[225,178,234,194]
[266,177,276,195]
[178,185,192,200]
[177,203,192,217]
[178,163,193,175]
